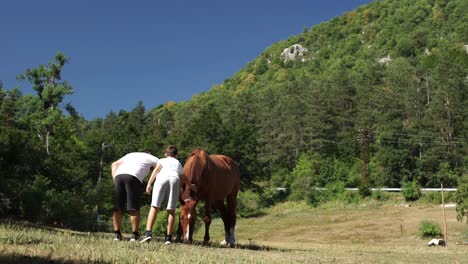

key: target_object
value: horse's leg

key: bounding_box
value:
[226,193,237,247]
[175,214,183,242]
[203,201,212,244]
[214,200,230,246]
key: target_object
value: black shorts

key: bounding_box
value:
[114,174,144,211]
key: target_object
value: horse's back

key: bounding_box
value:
[209,155,240,199]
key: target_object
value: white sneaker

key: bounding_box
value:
[139,234,152,243]
[130,233,140,242]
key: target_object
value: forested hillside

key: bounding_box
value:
[1,0,467,229]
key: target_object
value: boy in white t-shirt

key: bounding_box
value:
[140,145,185,244]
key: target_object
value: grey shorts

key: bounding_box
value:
[151,175,180,210]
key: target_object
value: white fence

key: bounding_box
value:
[276,187,458,192]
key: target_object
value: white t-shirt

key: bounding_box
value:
[115,152,159,182]
[157,157,183,179]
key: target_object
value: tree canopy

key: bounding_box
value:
[1,0,467,228]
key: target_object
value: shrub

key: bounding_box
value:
[270,169,289,189]
[341,191,361,204]
[316,182,361,204]
[325,182,347,199]
[305,189,319,207]
[121,205,173,235]
[262,187,288,207]
[418,220,442,238]
[0,193,11,216]
[237,190,263,217]
[20,175,50,221]
[455,174,468,223]
[421,191,454,204]
[401,181,421,201]
[358,183,372,198]
[288,154,317,201]
[371,190,389,201]
[44,189,90,230]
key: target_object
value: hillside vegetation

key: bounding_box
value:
[1,0,467,229]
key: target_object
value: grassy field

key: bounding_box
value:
[1,198,467,263]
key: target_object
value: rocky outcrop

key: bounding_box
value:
[281,44,308,62]
[378,54,392,65]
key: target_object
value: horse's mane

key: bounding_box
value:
[190,147,202,157]
[181,148,210,201]
[186,147,209,185]
[189,147,210,157]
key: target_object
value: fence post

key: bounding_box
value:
[441,182,448,247]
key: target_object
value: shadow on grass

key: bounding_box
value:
[0,254,110,264]
[0,218,67,235]
[166,238,290,252]
[0,219,108,239]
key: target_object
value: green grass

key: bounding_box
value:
[1,200,468,263]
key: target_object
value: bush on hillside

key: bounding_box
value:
[418,220,442,238]
[421,191,455,204]
[120,205,167,235]
[262,187,288,207]
[315,182,361,204]
[371,189,389,201]
[358,183,372,198]
[287,154,317,201]
[401,181,422,201]
[237,190,263,217]
[455,175,468,223]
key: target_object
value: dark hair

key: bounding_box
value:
[142,149,152,154]
[165,145,178,157]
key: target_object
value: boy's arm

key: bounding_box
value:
[146,163,161,194]
[179,172,189,186]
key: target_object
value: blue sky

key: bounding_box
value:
[1,0,373,120]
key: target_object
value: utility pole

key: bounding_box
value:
[98,143,108,184]
[358,129,370,186]
[96,142,109,231]
[357,128,372,197]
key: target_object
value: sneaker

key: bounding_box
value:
[164,235,172,245]
[139,231,152,243]
[113,232,123,241]
[130,233,140,242]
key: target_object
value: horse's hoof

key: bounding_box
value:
[220,239,235,247]
[183,239,192,244]
[220,240,230,247]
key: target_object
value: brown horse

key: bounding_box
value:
[176,148,240,247]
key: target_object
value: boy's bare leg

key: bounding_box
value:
[146,206,159,231]
[167,209,175,235]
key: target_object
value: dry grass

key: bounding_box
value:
[197,199,468,263]
[1,199,467,263]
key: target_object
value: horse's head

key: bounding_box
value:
[179,198,198,243]
[178,147,209,242]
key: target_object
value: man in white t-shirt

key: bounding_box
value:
[111,151,159,241]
